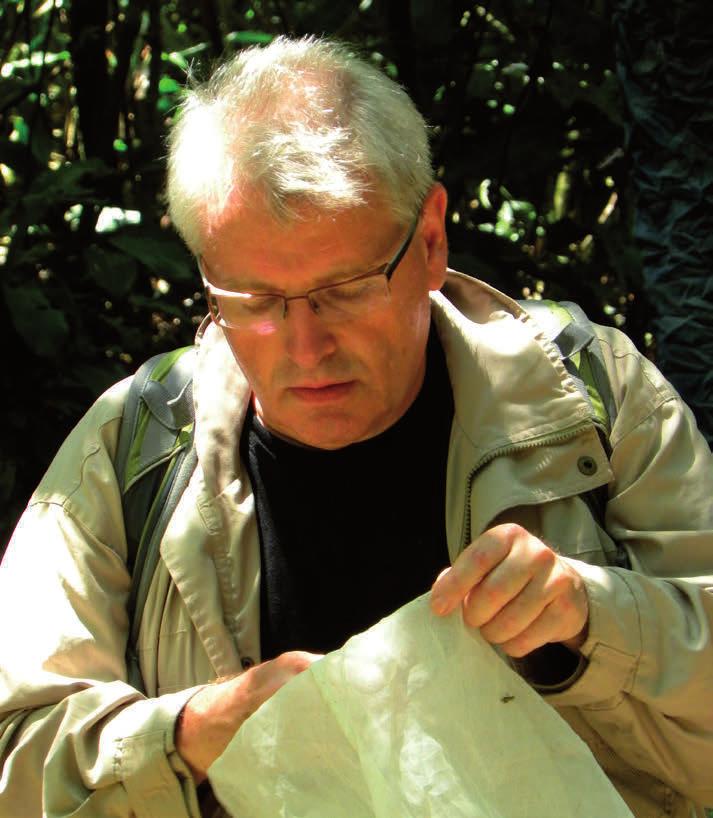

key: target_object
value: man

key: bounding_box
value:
[0,35,711,818]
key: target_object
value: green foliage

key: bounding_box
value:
[1,0,649,547]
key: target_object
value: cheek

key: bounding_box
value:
[386,295,432,356]
[224,332,274,391]
[360,303,431,382]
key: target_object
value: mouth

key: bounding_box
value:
[287,381,356,403]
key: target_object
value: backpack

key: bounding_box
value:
[114,300,625,692]
[114,346,197,693]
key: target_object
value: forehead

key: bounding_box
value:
[201,195,404,290]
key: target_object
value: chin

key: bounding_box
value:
[264,401,395,449]
[287,418,374,450]
[297,429,365,450]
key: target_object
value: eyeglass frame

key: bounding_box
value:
[198,214,420,329]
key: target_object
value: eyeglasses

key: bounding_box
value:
[199,216,419,332]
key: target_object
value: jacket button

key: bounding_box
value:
[241,656,255,670]
[577,456,598,476]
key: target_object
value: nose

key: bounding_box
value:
[283,297,337,369]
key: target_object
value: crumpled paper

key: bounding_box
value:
[209,594,633,817]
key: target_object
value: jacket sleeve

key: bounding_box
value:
[0,380,204,818]
[546,326,713,806]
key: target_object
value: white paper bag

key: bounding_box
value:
[209,594,633,818]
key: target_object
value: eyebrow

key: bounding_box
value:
[205,231,403,293]
[230,260,389,293]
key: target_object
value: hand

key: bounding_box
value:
[175,650,322,783]
[430,523,589,658]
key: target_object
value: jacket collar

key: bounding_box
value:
[433,271,598,456]
[191,315,251,496]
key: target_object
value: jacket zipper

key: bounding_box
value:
[461,419,595,548]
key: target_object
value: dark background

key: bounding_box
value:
[1,0,712,550]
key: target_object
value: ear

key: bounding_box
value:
[419,183,449,291]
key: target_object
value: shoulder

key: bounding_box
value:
[32,377,132,505]
[591,324,682,448]
[14,377,134,560]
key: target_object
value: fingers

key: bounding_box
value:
[462,549,540,629]
[476,565,573,647]
[250,650,324,700]
[175,649,324,783]
[473,565,549,638]
[274,650,324,671]
[468,539,558,631]
[431,524,516,615]
[430,523,589,657]
[496,594,584,658]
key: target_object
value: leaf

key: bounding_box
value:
[11,116,29,144]
[84,245,138,297]
[3,283,69,358]
[162,43,209,72]
[158,95,176,115]
[225,31,274,46]
[164,51,190,71]
[32,0,64,19]
[106,226,194,281]
[159,76,181,95]
[30,158,112,197]
[22,159,111,222]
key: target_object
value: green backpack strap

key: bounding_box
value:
[517,299,629,569]
[115,346,198,692]
[557,300,618,441]
[517,299,617,439]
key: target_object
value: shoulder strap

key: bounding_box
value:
[517,299,629,569]
[558,301,618,438]
[115,346,197,692]
[517,299,617,436]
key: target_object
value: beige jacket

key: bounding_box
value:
[1,272,711,818]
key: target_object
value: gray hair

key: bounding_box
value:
[166,36,434,254]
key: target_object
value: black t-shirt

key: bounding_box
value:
[241,327,454,659]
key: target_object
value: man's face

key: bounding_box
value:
[200,184,448,449]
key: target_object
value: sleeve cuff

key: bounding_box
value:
[511,643,588,693]
[101,683,207,818]
[540,559,641,706]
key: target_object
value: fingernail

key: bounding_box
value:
[431,594,448,616]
